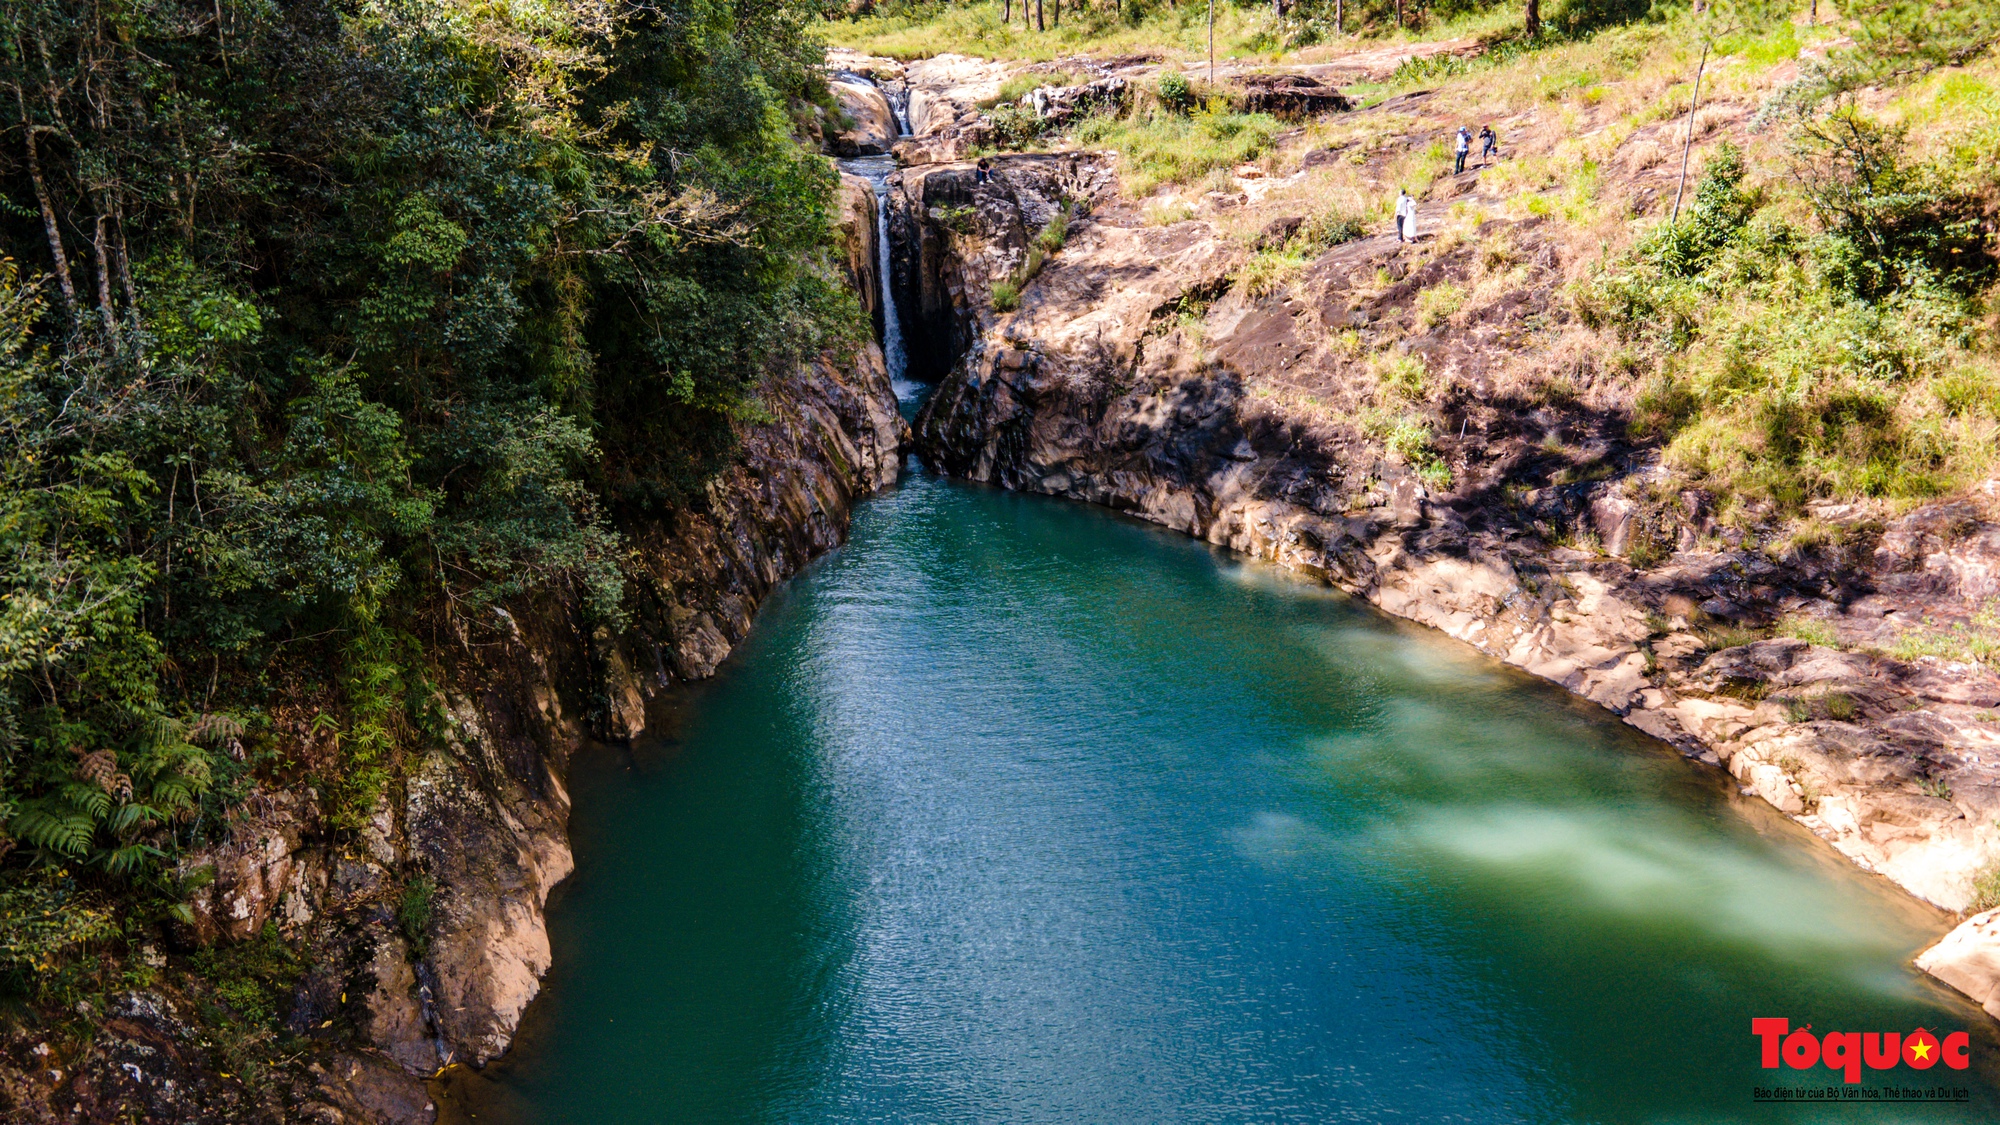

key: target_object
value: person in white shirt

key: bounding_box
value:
[1454,125,1471,174]
[1395,190,1416,243]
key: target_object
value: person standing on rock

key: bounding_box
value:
[1479,124,1498,164]
[1454,125,1471,175]
[1395,189,1416,243]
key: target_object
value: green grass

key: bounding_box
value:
[1374,352,1429,400]
[1035,207,1070,253]
[1073,102,1281,196]
[1414,282,1466,329]
[826,2,1281,65]
[1776,615,1839,648]
[1360,409,1452,490]
[1888,612,2000,666]
[1588,137,2000,517]
[1239,248,1310,298]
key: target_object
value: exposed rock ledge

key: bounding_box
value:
[903,152,2000,1022]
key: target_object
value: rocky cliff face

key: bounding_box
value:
[0,343,905,1123]
[900,147,2000,1021]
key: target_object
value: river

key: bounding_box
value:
[458,468,2000,1123]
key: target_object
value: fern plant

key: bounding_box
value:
[8,720,220,876]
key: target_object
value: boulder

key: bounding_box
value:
[829,74,896,155]
[1233,73,1352,118]
[1022,76,1129,127]
[176,791,309,944]
[1917,908,2000,1019]
[837,173,881,325]
[1254,216,1304,251]
[903,53,1009,136]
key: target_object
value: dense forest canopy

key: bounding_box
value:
[0,0,853,970]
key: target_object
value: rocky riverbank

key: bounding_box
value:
[849,49,2000,1023]
[0,325,904,1124]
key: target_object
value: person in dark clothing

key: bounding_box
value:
[975,158,991,184]
[1454,125,1470,175]
[1479,124,1497,163]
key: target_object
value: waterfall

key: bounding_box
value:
[837,76,918,408]
[839,155,917,407]
[886,86,912,138]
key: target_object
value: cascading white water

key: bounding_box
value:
[838,155,917,406]
[837,76,918,407]
[886,87,912,138]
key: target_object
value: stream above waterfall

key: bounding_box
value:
[456,469,2000,1124]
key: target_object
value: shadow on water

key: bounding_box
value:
[443,470,2000,1124]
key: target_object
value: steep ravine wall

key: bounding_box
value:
[0,213,905,1123]
[901,154,2000,1024]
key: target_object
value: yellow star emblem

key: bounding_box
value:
[1911,1041,1933,1061]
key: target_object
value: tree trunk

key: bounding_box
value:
[1004,0,1011,24]
[89,212,117,335]
[1397,0,1404,29]
[111,195,139,325]
[1336,0,1343,35]
[1525,0,1540,37]
[14,84,77,319]
[1052,0,1060,27]
[1670,41,1711,224]
[1035,0,1044,31]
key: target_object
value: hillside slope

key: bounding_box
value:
[840,3,2000,1019]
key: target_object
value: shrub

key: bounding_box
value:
[992,280,1021,312]
[0,870,114,987]
[191,921,303,1029]
[1791,108,1991,299]
[1156,71,1194,115]
[933,205,977,234]
[1645,143,1753,278]
[398,875,436,956]
[1918,776,1954,801]
[986,103,1048,149]
[1296,210,1367,251]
